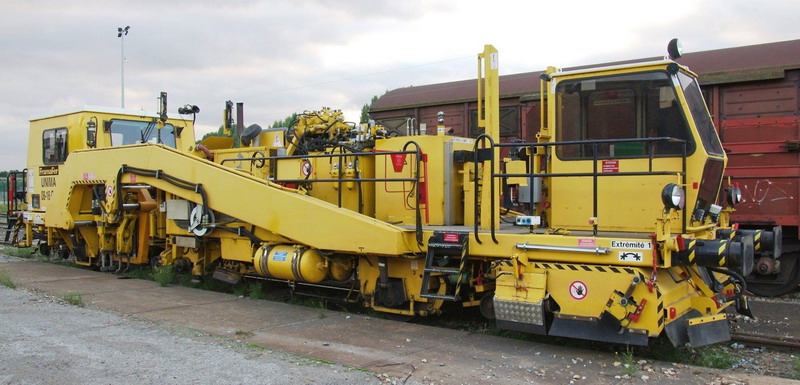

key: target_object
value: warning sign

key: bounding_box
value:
[272,134,283,148]
[569,280,588,300]
[301,161,313,177]
[602,160,619,173]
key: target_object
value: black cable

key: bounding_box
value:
[705,266,747,302]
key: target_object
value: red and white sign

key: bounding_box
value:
[569,280,588,300]
[578,238,596,248]
[602,160,619,173]
[301,161,313,177]
[443,233,459,243]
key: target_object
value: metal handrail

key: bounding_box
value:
[220,143,426,246]
[493,136,688,235]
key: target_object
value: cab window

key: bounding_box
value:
[109,119,177,148]
[42,128,68,164]
[556,71,694,159]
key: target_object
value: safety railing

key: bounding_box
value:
[220,141,426,246]
[473,135,687,244]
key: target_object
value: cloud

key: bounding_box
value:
[0,0,798,171]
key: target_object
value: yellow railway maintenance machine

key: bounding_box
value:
[23,41,760,347]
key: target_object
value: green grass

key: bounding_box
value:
[612,338,735,371]
[620,345,637,376]
[304,355,334,365]
[247,282,267,300]
[61,292,84,307]
[122,268,153,280]
[0,246,35,258]
[693,346,736,369]
[152,265,177,287]
[246,343,267,350]
[232,282,248,297]
[792,357,800,380]
[0,271,16,289]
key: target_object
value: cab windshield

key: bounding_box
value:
[109,119,177,148]
[556,71,694,159]
[676,71,723,156]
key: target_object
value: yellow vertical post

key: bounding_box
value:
[477,45,500,230]
[223,101,233,137]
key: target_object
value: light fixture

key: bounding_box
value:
[667,38,682,60]
[86,117,98,148]
[178,104,200,114]
[727,185,743,206]
[661,183,685,210]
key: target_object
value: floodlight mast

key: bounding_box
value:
[117,26,130,108]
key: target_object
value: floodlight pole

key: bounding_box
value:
[118,26,130,108]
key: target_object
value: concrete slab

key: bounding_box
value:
[1,258,796,385]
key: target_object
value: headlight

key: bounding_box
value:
[727,185,743,206]
[661,183,685,210]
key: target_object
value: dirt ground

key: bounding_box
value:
[0,285,419,385]
[1,254,798,384]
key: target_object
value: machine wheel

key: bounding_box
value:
[747,254,800,297]
[149,255,163,270]
[38,243,51,257]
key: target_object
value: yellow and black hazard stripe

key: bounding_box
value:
[671,239,731,268]
[71,179,107,185]
[536,262,667,327]
[534,262,644,276]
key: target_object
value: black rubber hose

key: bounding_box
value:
[706,265,748,302]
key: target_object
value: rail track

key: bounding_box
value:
[728,295,800,350]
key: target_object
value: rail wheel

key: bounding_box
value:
[747,254,800,297]
[38,243,51,257]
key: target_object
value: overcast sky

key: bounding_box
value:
[1,0,798,170]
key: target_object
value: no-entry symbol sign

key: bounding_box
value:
[301,161,313,177]
[569,280,588,300]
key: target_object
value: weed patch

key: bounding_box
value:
[0,271,16,289]
[122,268,153,281]
[0,246,34,258]
[152,266,177,287]
[693,346,735,369]
[247,282,266,300]
[61,292,84,307]
[619,346,637,376]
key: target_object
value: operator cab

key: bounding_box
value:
[546,61,725,233]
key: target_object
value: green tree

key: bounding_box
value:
[360,95,380,123]
[269,113,298,129]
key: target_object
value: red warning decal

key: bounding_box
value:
[301,161,313,177]
[569,280,588,300]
